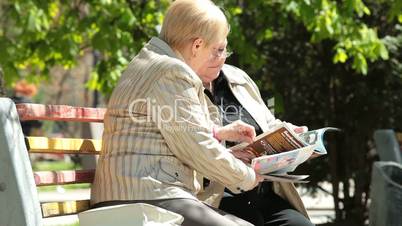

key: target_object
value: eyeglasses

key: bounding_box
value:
[210,47,233,61]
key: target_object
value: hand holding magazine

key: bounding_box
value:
[231,122,340,182]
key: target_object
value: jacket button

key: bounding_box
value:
[237,187,241,190]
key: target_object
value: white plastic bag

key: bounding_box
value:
[79,203,184,226]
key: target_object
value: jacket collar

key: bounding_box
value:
[147,37,179,59]
[221,64,248,85]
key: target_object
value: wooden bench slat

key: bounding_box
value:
[41,200,90,218]
[16,103,106,122]
[34,169,95,186]
[26,137,101,154]
[397,133,402,150]
[396,132,402,143]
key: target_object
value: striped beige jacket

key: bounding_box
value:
[90,37,257,205]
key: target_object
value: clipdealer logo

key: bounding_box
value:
[127,97,259,131]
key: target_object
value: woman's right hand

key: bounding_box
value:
[230,148,257,164]
[253,171,265,188]
[285,122,308,134]
[213,120,256,144]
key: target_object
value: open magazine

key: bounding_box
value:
[231,123,340,183]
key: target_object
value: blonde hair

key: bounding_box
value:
[159,0,229,48]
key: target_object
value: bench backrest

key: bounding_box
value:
[374,129,402,164]
[0,98,105,226]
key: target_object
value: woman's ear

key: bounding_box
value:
[191,38,204,57]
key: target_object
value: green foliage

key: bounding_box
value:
[222,0,390,76]
[219,1,401,224]
[32,160,79,171]
[0,0,397,96]
[0,0,169,95]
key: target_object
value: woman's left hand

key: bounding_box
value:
[214,120,256,143]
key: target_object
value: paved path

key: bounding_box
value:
[298,182,335,224]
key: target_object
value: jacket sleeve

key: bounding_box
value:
[150,65,256,193]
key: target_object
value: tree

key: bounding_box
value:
[0,0,169,95]
[221,1,402,225]
[0,67,5,96]
[0,0,394,95]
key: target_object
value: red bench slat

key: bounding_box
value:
[16,103,106,122]
[34,169,95,186]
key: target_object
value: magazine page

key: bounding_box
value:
[262,174,310,183]
[231,122,307,156]
[251,145,316,174]
[299,127,340,155]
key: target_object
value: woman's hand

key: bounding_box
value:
[230,148,257,164]
[285,122,308,134]
[214,120,256,143]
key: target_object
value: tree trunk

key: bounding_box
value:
[0,68,5,97]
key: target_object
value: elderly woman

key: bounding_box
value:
[91,1,263,226]
[197,60,315,225]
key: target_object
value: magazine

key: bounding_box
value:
[231,123,339,181]
[261,173,310,183]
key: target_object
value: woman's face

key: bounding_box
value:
[190,38,229,83]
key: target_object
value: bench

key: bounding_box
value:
[369,129,402,225]
[373,129,402,164]
[0,98,105,225]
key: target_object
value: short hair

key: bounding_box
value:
[159,0,229,48]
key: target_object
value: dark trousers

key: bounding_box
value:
[219,183,314,226]
[92,198,253,226]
